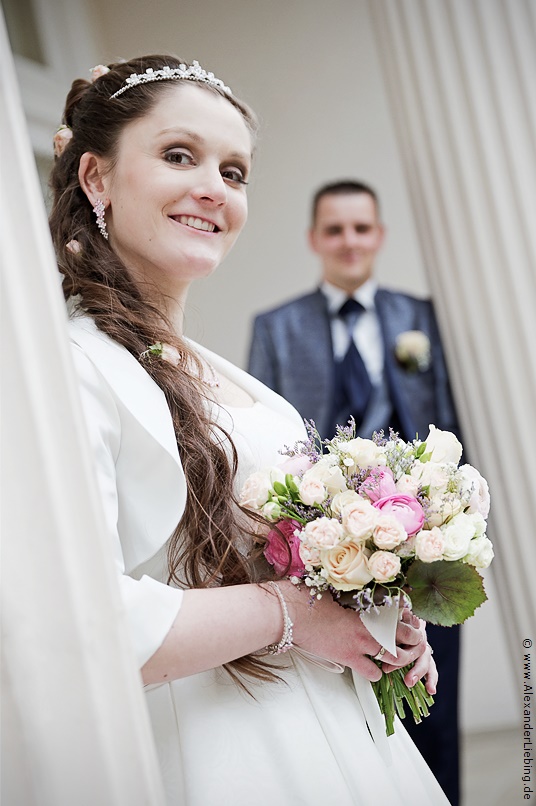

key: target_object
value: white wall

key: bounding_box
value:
[91,0,428,366]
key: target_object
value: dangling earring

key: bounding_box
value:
[93,198,108,240]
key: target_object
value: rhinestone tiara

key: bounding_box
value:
[109,61,231,99]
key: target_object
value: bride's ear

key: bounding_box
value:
[78,152,109,207]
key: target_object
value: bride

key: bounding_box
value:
[49,54,449,804]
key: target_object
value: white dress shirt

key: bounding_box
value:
[320,279,384,386]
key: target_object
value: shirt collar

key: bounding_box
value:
[320,278,378,315]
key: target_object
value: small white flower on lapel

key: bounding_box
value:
[394,330,431,372]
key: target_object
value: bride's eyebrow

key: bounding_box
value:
[158,127,203,142]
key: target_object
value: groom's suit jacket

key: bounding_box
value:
[247,287,461,443]
[248,286,462,805]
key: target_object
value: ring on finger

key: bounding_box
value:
[372,645,387,661]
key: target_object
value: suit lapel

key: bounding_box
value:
[375,289,418,439]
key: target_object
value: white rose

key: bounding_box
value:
[373,514,408,549]
[368,550,401,583]
[330,489,361,517]
[464,535,494,569]
[442,513,476,560]
[304,458,347,497]
[411,461,453,496]
[341,499,378,541]
[334,437,385,471]
[457,464,491,518]
[298,476,327,506]
[239,467,285,510]
[414,527,445,562]
[395,330,431,370]
[396,474,420,497]
[424,425,463,465]
[466,512,486,538]
[425,493,462,527]
[302,517,344,550]
[299,542,321,566]
[262,502,282,521]
[321,542,373,590]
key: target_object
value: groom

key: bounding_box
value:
[247,180,461,805]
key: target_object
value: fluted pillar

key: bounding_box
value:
[368,0,536,656]
[0,12,165,805]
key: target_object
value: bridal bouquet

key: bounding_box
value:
[240,420,492,736]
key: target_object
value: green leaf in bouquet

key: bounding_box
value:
[285,474,300,498]
[272,481,288,497]
[406,560,487,626]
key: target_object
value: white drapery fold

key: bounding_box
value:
[0,12,166,805]
[368,0,536,661]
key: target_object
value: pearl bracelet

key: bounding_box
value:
[265,581,294,655]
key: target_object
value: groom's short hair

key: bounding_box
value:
[311,180,380,225]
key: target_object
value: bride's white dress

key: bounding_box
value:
[141,400,449,806]
[69,315,450,806]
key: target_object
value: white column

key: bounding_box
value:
[0,11,166,805]
[368,0,536,657]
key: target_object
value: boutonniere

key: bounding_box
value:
[394,330,431,372]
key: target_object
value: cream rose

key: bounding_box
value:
[321,542,373,590]
[330,489,361,517]
[334,437,385,471]
[239,467,284,510]
[395,474,420,497]
[298,476,327,506]
[414,527,445,562]
[464,535,494,569]
[303,457,347,497]
[341,499,378,541]
[368,550,401,583]
[411,461,452,496]
[424,425,463,465]
[373,514,407,549]
[302,517,344,550]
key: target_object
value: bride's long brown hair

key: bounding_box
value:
[49,55,279,686]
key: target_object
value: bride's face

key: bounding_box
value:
[102,82,252,298]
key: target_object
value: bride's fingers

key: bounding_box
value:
[403,645,438,693]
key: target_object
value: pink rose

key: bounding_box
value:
[360,467,397,502]
[373,494,425,536]
[277,455,314,476]
[302,517,344,550]
[264,520,305,577]
[298,476,327,505]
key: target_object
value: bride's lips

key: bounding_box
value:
[169,214,220,233]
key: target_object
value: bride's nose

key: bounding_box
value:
[191,164,227,206]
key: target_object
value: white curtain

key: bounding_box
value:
[0,12,166,805]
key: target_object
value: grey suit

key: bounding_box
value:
[248,285,462,806]
[248,287,460,442]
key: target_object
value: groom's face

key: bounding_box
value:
[309,192,385,293]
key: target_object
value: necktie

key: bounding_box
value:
[330,298,372,435]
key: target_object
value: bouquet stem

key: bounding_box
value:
[371,663,434,737]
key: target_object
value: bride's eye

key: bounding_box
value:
[221,167,249,186]
[165,149,194,166]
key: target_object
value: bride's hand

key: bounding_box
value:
[381,612,438,694]
[279,582,428,682]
